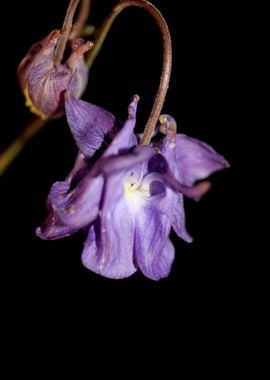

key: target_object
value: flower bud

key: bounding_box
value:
[17,30,93,119]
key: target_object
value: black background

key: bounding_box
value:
[1,0,242,337]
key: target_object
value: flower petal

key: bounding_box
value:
[148,152,211,201]
[36,211,79,240]
[171,194,193,243]
[98,146,155,176]
[36,153,98,240]
[104,95,139,156]
[147,155,193,242]
[81,172,137,279]
[49,175,103,229]
[36,152,96,238]
[65,92,120,157]
[175,134,230,186]
[65,152,90,185]
[134,204,175,280]
[163,171,212,201]
[158,116,229,186]
[66,39,92,99]
[27,62,71,118]
[132,175,176,280]
[17,30,61,89]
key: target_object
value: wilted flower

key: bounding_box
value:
[17,3,92,119]
[37,95,229,280]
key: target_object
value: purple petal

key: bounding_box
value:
[65,92,120,157]
[160,239,175,275]
[148,152,211,201]
[147,155,193,242]
[131,174,176,280]
[98,146,156,176]
[82,172,137,279]
[175,134,230,187]
[171,194,193,243]
[49,175,103,229]
[36,152,92,239]
[104,95,139,156]
[65,152,90,185]
[36,212,79,240]
[66,39,92,99]
[164,171,212,201]
[134,204,175,281]
[27,63,71,118]
[18,30,91,118]
[148,153,169,174]
[68,59,88,99]
[17,30,61,89]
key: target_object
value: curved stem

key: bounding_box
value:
[0,118,47,176]
[70,0,91,40]
[1,0,171,176]
[54,0,80,65]
[87,0,172,145]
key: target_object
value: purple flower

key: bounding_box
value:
[17,30,92,119]
[37,96,229,280]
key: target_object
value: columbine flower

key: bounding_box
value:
[17,2,93,119]
[37,95,229,280]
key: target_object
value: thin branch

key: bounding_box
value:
[54,0,80,65]
[70,0,91,39]
[87,0,172,145]
[0,118,47,176]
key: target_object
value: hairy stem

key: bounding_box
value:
[87,0,172,145]
[54,0,80,65]
[70,0,91,39]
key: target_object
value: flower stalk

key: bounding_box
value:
[0,118,46,175]
[53,0,81,65]
[86,0,172,145]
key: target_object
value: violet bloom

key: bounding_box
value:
[17,31,92,119]
[17,0,92,119]
[37,95,229,280]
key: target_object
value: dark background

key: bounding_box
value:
[1,0,242,329]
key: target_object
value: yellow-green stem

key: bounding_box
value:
[0,118,47,175]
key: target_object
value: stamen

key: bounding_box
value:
[158,115,176,141]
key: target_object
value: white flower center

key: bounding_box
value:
[124,173,150,207]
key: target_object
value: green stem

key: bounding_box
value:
[0,118,47,175]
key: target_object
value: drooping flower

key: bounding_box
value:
[37,95,229,280]
[17,3,92,119]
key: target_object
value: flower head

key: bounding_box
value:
[17,2,93,119]
[37,96,229,280]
